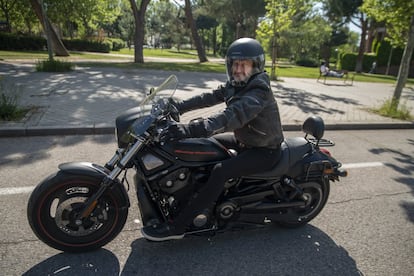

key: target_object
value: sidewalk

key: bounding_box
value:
[0,61,413,137]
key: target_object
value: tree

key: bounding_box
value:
[0,0,18,32]
[362,0,414,111]
[0,0,38,34]
[184,0,207,62]
[322,0,368,73]
[114,1,135,48]
[146,0,189,50]
[200,0,266,54]
[196,15,219,54]
[129,0,150,63]
[257,0,310,80]
[29,0,69,56]
[285,16,332,62]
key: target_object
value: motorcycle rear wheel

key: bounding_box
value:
[277,180,329,228]
[27,172,128,252]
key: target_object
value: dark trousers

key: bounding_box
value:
[174,133,281,230]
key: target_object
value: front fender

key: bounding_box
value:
[58,162,111,178]
[58,162,130,209]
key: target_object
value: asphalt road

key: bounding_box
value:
[0,129,413,276]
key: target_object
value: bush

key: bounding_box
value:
[0,33,46,51]
[0,79,28,121]
[362,54,377,72]
[375,40,405,67]
[371,98,412,121]
[338,52,357,71]
[36,59,74,72]
[295,58,318,67]
[107,38,126,51]
[338,52,377,72]
[62,39,112,53]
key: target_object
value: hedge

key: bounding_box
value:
[0,33,46,51]
[375,40,406,66]
[338,52,377,72]
[0,33,124,53]
[61,38,112,53]
[107,38,126,51]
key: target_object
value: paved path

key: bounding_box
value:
[0,61,413,136]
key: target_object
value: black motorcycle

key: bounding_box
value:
[27,75,347,252]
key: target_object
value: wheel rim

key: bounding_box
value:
[54,196,109,237]
[36,180,120,247]
[295,182,323,221]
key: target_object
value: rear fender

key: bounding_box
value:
[58,162,130,209]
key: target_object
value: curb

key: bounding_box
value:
[1,122,413,137]
[0,125,114,137]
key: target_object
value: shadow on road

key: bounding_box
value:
[21,225,360,275]
[0,135,115,166]
[369,138,414,224]
[273,83,360,115]
[23,249,120,275]
[122,224,360,275]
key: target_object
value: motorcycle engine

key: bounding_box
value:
[158,168,191,194]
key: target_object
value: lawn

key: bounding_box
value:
[1,49,413,85]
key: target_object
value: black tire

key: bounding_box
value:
[27,171,128,252]
[277,180,329,228]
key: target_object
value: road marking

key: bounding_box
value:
[0,162,385,196]
[341,162,384,169]
[0,186,35,196]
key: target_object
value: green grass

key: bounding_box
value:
[1,49,414,85]
[0,79,29,121]
[76,61,226,73]
[36,58,74,72]
[370,98,412,121]
[116,48,218,59]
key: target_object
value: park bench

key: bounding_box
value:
[317,69,355,85]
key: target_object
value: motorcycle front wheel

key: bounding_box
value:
[27,172,128,252]
[277,180,329,228]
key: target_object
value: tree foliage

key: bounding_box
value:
[257,0,315,79]
[362,0,414,110]
[0,0,385,76]
[361,0,414,47]
[201,0,266,51]
[322,0,368,72]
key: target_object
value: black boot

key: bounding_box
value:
[141,223,185,242]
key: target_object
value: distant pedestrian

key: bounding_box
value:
[369,61,377,74]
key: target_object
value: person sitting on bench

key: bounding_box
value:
[320,61,344,78]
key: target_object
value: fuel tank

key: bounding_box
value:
[162,138,231,162]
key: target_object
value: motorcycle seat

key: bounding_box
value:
[246,137,312,179]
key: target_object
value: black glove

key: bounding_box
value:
[163,124,191,141]
[168,98,183,115]
[188,118,208,137]
[163,119,208,141]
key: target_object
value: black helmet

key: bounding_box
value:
[225,37,265,86]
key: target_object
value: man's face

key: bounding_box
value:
[231,59,253,82]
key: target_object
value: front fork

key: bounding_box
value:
[78,137,146,220]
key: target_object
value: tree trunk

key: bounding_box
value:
[271,35,277,80]
[29,0,69,57]
[129,0,150,63]
[184,0,208,63]
[392,14,414,110]
[385,47,393,75]
[355,13,367,73]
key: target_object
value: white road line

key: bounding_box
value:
[0,186,35,196]
[0,162,386,196]
[341,162,384,169]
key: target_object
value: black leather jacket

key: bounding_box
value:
[177,72,284,149]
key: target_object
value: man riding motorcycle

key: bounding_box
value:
[141,37,285,241]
